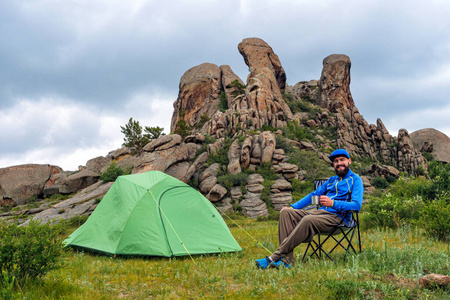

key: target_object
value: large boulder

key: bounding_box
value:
[133,143,198,175]
[227,140,241,174]
[170,63,222,132]
[318,54,354,112]
[237,38,294,128]
[410,128,450,163]
[0,164,63,206]
[59,169,100,194]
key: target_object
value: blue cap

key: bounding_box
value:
[329,149,350,161]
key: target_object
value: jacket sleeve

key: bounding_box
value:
[290,178,330,209]
[332,175,364,212]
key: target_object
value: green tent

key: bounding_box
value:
[64,171,241,257]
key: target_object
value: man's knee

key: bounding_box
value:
[300,215,316,226]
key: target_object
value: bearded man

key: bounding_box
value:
[255,149,364,269]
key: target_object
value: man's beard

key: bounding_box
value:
[335,164,350,177]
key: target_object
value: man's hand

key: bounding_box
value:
[281,206,293,211]
[319,196,333,207]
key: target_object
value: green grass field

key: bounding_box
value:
[16,215,450,299]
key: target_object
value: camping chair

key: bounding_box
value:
[301,179,362,263]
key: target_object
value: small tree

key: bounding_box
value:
[144,126,165,141]
[120,118,165,153]
[228,80,246,98]
[120,118,148,153]
[173,108,192,138]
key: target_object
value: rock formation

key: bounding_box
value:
[170,63,222,131]
[0,37,438,222]
[0,164,63,206]
[410,128,450,163]
[318,54,354,112]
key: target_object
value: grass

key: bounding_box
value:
[13,214,450,299]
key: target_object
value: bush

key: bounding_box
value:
[217,173,249,190]
[0,221,63,284]
[100,162,131,182]
[206,137,233,166]
[422,151,434,162]
[363,194,425,229]
[371,177,389,189]
[219,92,228,112]
[286,149,333,181]
[282,121,315,142]
[228,80,246,98]
[290,179,314,201]
[421,196,450,241]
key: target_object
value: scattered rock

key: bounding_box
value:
[206,184,227,202]
[419,274,450,289]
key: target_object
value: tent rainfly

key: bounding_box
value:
[63,171,241,257]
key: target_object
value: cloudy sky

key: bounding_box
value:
[1,0,449,170]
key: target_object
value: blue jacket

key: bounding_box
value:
[290,169,363,224]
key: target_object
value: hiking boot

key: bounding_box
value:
[255,256,273,269]
[272,258,292,269]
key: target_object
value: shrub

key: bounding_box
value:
[255,162,279,181]
[421,196,450,241]
[173,119,192,139]
[206,137,233,166]
[286,149,333,181]
[282,121,315,142]
[428,161,450,196]
[290,179,314,201]
[422,152,434,162]
[259,179,274,208]
[217,173,249,190]
[228,80,246,98]
[196,113,210,129]
[173,108,192,138]
[371,177,389,189]
[363,194,425,229]
[100,162,131,182]
[219,92,228,112]
[0,221,63,284]
[0,271,17,300]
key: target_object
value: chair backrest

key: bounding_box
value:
[314,179,328,190]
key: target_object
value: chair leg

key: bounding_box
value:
[301,212,362,263]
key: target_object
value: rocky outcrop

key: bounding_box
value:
[237,38,293,127]
[240,174,268,218]
[318,54,354,112]
[396,129,428,175]
[227,140,241,175]
[220,65,245,108]
[171,63,222,132]
[176,38,295,139]
[1,37,439,223]
[58,169,100,194]
[410,128,450,163]
[21,181,113,225]
[368,164,400,179]
[270,178,292,211]
[0,164,63,206]
[291,80,319,102]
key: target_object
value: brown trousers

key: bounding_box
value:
[271,209,342,264]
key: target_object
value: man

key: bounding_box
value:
[255,149,364,269]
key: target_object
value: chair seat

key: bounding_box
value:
[302,210,361,263]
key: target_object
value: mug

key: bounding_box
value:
[311,195,320,205]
